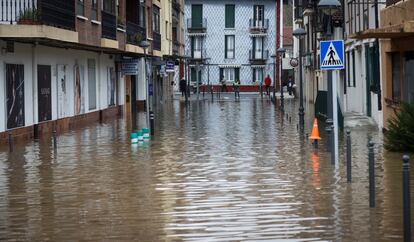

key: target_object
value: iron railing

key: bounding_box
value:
[249,50,269,60]
[249,19,269,31]
[187,18,207,30]
[126,21,146,45]
[386,0,403,6]
[1,0,75,30]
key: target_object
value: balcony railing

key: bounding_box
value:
[386,0,403,6]
[187,18,207,32]
[126,21,146,45]
[1,0,76,30]
[249,19,269,32]
[153,32,161,51]
[102,11,116,40]
[249,50,269,62]
[191,49,207,60]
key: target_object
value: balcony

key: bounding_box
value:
[172,0,181,11]
[187,18,207,33]
[189,49,207,63]
[0,0,75,30]
[153,32,161,51]
[101,11,116,40]
[249,19,269,33]
[249,50,269,65]
[126,21,146,46]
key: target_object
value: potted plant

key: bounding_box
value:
[18,8,39,25]
[117,16,125,29]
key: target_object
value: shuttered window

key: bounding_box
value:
[225,35,235,59]
[225,5,235,28]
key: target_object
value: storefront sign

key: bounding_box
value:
[166,61,175,73]
[121,59,139,75]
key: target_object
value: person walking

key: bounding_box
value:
[264,74,272,96]
[221,76,227,93]
[287,76,294,96]
[179,78,187,97]
[233,79,241,100]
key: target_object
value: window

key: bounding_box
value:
[225,35,235,59]
[403,52,414,104]
[253,68,264,83]
[346,52,350,87]
[352,50,356,87]
[253,37,263,59]
[103,0,115,14]
[392,53,401,102]
[91,0,98,20]
[224,68,235,82]
[225,5,235,28]
[88,59,97,110]
[153,6,160,33]
[77,0,85,16]
[139,3,146,28]
[253,5,264,27]
[192,37,202,58]
[191,4,203,28]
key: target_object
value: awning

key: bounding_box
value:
[250,33,268,37]
[187,32,207,37]
[348,21,414,39]
[218,64,241,68]
[251,65,266,69]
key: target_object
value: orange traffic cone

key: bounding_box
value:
[309,118,321,141]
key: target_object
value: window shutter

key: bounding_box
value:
[235,68,240,81]
[252,38,256,59]
[191,37,194,58]
[220,68,223,81]
[225,5,235,28]
[225,36,228,59]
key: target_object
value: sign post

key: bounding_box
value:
[320,40,345,164]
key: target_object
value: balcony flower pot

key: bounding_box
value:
[17,8,39,25]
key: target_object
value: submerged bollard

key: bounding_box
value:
[130,132,138,144]
[368,141,375,208]
[346,130,352,183]
[325,125,332,152]
[403,155,411,242]
[53,130,57,151]
[8,133,13,153]
[142,128,150,141]
[150,111,155,136]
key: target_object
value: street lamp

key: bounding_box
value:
[293,27,306,131]
[139,40,150,127]
[318,0,341,163]
[277,47,286,112]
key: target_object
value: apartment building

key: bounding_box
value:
[0,0,163,141]
[184,0,279,91]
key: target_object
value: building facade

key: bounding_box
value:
[0,0,165,141]
[184,0,278,91]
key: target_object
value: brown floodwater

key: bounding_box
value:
[0,96,413,241]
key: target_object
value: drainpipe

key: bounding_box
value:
[374,1,382,111]
[275,0,281,92]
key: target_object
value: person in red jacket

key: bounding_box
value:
[264,75,272,95]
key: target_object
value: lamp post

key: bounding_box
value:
[139,40,150,127]
[293,27,306,131]
[271,54,277,103]
[277,47,286,112]
[318,0,341,163]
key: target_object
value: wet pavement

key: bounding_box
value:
[0,94,413,241]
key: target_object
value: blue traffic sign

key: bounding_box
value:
[320,40,345,70]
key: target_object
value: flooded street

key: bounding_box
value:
[0,95,413,241]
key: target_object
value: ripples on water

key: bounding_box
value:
[0,97,412,241]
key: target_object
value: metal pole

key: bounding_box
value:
[184,59,188,103]
[196,63,200,100]
[346,130,352,182]
[280,55,284,112]
[403,155,411,242]
[150,111,155,136]
[332,69,339,163]
[298,37,304,131]
[53,130,57,151]
[273,60,276,102]
[368,141,375,208]
[144,50,150,128]
[8,133,13,153]
[326,119,333,152]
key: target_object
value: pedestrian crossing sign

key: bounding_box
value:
[320,40,345,70]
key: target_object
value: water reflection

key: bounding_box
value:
[0,96,412,241]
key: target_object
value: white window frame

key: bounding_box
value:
[255,37,263,59]
[224,68,235,82]
[254,5,264,27]
[226,35,235,59]
[193,37,202,59]
[254,68,263,83]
